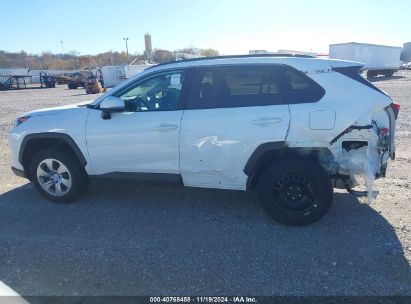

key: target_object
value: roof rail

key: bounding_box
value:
[146,53,316,69]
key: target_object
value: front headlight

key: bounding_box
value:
[15,116,30,127]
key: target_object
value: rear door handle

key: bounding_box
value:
[252,117,282,126]
[153,124,178,131]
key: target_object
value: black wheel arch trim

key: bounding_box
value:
[243,141,285,176]
[19,132,87,167]
[11,166,27,178]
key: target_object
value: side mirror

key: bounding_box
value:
[99,96,125,119]
[100,96,125,111]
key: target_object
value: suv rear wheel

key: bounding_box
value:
[29,148,89,203]
[257,160,333,226]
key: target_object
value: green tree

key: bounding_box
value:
[0,53,12,68]
[0,46,221,69]
[153,49,174,63]
[200,48,219,57]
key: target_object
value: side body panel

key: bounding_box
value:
[8,107,92,173]
[85,109,183,175]
[180,106,290,190]
[286,70,393,179]
[179,64,291,190]
[286,71,392,148]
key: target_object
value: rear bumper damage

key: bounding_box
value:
[327,104,398,199]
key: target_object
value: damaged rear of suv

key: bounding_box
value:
[9,55,399,226]
[245,57,399,225]
[318,61,399,200]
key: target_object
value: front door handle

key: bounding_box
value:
[153,124,178,131]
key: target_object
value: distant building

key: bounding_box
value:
[249,49,316,56]
[401,42,411,63]
[175,52,203,61]
[249,50,273,55]
[277,49,316,56]
[144,33,153,61]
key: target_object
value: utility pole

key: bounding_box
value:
[109,50,114,65]
[123,37,129,63]
[60,41,64,57]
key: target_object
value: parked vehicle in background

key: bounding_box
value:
[84,69,106,94]
[101,64,153,88]
[400,62,411,70]
[329,42,402,77]
[55,73,74,85]
[8,55,399,226]
[39,71,56,88]
[67,72,88,89]
[401,42,411,64]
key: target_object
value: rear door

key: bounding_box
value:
[180,64,291,190]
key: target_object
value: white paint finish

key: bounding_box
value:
[0,281,29,303]
[8,56,397,193]
[85,109,183,174]
[328,59,364,68]
[24,101,93,116]
[8,105,93,174]
[99,96,125,110]
[8,132,24,171]
[286,71,392,147]
[309,110,336,130]
[180,105,290,189]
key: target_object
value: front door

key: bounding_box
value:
[86,70,186,175]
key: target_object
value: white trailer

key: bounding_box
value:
[101,64,154,88]
[329,42,401,77]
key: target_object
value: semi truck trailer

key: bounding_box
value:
[329,42,401,77]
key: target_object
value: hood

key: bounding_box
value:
[24,100,92,117]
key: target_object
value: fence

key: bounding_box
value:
[0,69,79,84]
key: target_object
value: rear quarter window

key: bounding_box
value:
[282,67,325,103]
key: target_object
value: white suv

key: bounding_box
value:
[9,55,399,226]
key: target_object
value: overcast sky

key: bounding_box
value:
[2,0,410,55]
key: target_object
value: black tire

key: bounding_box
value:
[384,71,394,77]
[366,71,375,78]
[257,160,333,226]
[29,148,89,203]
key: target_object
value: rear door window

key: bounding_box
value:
[189,65,284,109]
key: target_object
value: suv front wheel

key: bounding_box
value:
[257,160,333,226]
[29,148,89,203]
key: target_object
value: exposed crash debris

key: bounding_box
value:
[339,143,380,204]
[330,125,373,145]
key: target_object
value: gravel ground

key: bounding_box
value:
[0,76,410,297]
